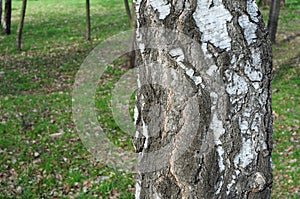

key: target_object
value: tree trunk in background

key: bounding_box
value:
[134,0,273,198]
[124,0,132,25]
[258,0,285,6]
[85,0,91,40]
[124,0,135,68]
[16,0,27,50]
[0,0,3,30]
[4,0,11,34]
[268,0,281,43]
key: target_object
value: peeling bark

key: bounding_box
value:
[134,0,273,198]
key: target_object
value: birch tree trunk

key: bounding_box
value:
[133,0,273,198]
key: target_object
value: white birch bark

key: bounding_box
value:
[134,0,273,198]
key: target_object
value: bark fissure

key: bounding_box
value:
[134,0,272,198]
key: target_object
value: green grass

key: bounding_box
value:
[0,0,299,198]
[0,0,134,198]
[263,0,300,198]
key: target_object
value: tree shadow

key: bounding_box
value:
[277,32,300,44]
[273,52,300,82]
[0,46,91,95]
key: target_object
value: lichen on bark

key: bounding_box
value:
[133,0,273,198]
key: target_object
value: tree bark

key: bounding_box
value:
[125,0,135,68]
[124,0,132,25]
[268,0,281,43]
[0,0,3,30]
[86,0,91,40]
[3,0,11,34]
[16,0,27,50]
[134,0,273,198]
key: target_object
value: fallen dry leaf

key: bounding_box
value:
[285,146,294,153]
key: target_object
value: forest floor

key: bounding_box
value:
[0,0,299,198]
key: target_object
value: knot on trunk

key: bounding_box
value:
[249,172,266,193]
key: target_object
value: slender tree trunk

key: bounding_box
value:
[3,0,11,34]
[86,0,91,40]
[129,29,135,68]
[16,0,27,50]
[0,0,3,30]
[124,0,134,68]
[124,0,132,25]
[134,0,273,198]
[268,0,281,43]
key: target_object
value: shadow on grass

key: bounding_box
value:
[0,46,91,95]
[273,52,300,82]
[278,32,300,44]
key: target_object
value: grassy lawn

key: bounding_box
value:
[259,1,300,198]
[1,0,134,198]
[0,0,299,198]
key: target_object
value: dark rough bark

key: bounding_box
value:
[134,0,273,198]
[0,0,3,30]
[124,0,132,24]
[3,0,11,34]
[16,0,27,50]
[86,0,91,40]
[127,29,136,68]
[267,0,281,43]
[124,0,135,68]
